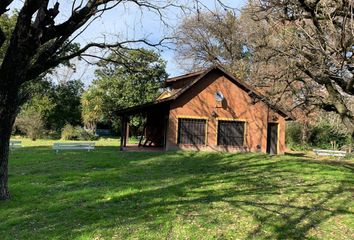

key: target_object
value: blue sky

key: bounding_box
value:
[10,0,247,84]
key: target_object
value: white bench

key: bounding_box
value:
[53,142,95,153]
[10,140,22,149]
[313,149,347,158]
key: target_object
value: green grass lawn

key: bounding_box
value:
[1,139,353,239]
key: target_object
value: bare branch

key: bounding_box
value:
[26,37,172,81]
[0,0,14,16]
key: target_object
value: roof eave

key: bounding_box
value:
[164,70,205,83]
[116,98,173,116]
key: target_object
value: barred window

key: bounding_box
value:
[217,120,245,146]
[177,118,206,145]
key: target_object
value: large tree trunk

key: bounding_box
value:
[0,88,19,200]
[0,122,12,200]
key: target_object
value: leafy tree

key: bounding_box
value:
[81,86,105,132]
[14,92,55,140]
[22,94,56,123]
[14,109,44,141]
[49,80,84,131]
[95,48,167,108]
[83,48,167,134]
[15,79,83,135]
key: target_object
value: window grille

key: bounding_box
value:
[217,120,245,146]
[177,118,206,145]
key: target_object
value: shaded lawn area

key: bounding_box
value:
[0,143,353,239]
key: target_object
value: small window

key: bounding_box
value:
[217,120,245,146]
[178,118,206,145]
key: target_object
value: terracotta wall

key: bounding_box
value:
[165,71,286,154]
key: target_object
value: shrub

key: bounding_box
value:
[309,122,348,149]
[61,124,76,140]
[286,122,302,146]
[61,124,98,141]
[286,119,350,150]
[14,110,45,141]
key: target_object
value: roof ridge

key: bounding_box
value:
[165,69,206,83]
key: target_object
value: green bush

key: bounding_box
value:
[286,122,310,151]
[14,109,45,141]
[61,124,75,140]
[309,122,348,149]
[286,119,351,151]
[286,122,302,145]
[61,124,98,141]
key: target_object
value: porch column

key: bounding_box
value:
[163,112,169,151]
[124,120,129,147]
[120,116,126,151]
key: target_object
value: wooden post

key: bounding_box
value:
[139,124,146,147]
[124,120,129,147]
[163,110,169,151]
[120,116,126,151]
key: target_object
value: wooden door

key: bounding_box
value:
[267,123,278,154]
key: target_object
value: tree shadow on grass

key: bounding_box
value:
[2,147,354,239]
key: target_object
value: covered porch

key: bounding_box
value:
[118,100,171,151]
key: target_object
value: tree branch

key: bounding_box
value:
[0,0,13,16]
[41,1,120,44]
[26,37,171,81]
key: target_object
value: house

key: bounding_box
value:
[117,66,293,154]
